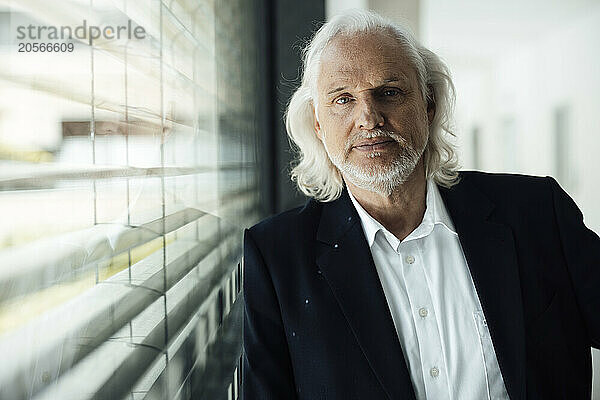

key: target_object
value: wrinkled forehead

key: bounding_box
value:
[317,31,417,93]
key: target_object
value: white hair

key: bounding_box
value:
[285,8,460,202]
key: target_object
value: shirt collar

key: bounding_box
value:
[347,178,457,249]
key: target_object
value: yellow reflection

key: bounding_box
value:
[0,235,170,335]
[0,143,54,163]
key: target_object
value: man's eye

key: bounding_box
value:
[383,89,401,97]
[335,96,352,105]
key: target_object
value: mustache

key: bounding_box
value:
[345,129,407,153]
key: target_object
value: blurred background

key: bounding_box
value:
[0,0,598,398]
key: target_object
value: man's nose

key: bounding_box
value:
[355,98,384,130]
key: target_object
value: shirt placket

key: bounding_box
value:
[399,239,450,400]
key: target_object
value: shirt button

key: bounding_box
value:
[406,255,415,264]
[430,367,440,378]
[418,307,428,318]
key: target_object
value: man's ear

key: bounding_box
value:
[312,104,323,141]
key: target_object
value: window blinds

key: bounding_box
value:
[0,0,260,398]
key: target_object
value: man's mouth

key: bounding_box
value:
[352,138,396,152]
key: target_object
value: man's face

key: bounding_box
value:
[314,32,432,195]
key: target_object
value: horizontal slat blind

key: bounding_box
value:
[0,0,262,398]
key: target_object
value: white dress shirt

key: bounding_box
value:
[347,179,510,400]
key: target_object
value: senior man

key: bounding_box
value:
[242,9,600,400]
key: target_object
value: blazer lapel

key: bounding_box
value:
[316,189,416,400]
[439,177,526,400]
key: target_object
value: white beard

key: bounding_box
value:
[323,128,426,196]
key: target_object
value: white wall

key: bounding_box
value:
[325,0,367,19]
[448,5,600,232]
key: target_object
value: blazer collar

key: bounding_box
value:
[316,175,526,400]
[316,187,417,400]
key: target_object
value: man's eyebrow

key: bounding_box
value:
[327,86,347,96]
[380,75,407,84]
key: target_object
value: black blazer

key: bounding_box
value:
[242,171,600,399]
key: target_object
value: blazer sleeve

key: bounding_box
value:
[242,228,297,399]
[548,177,600,348]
